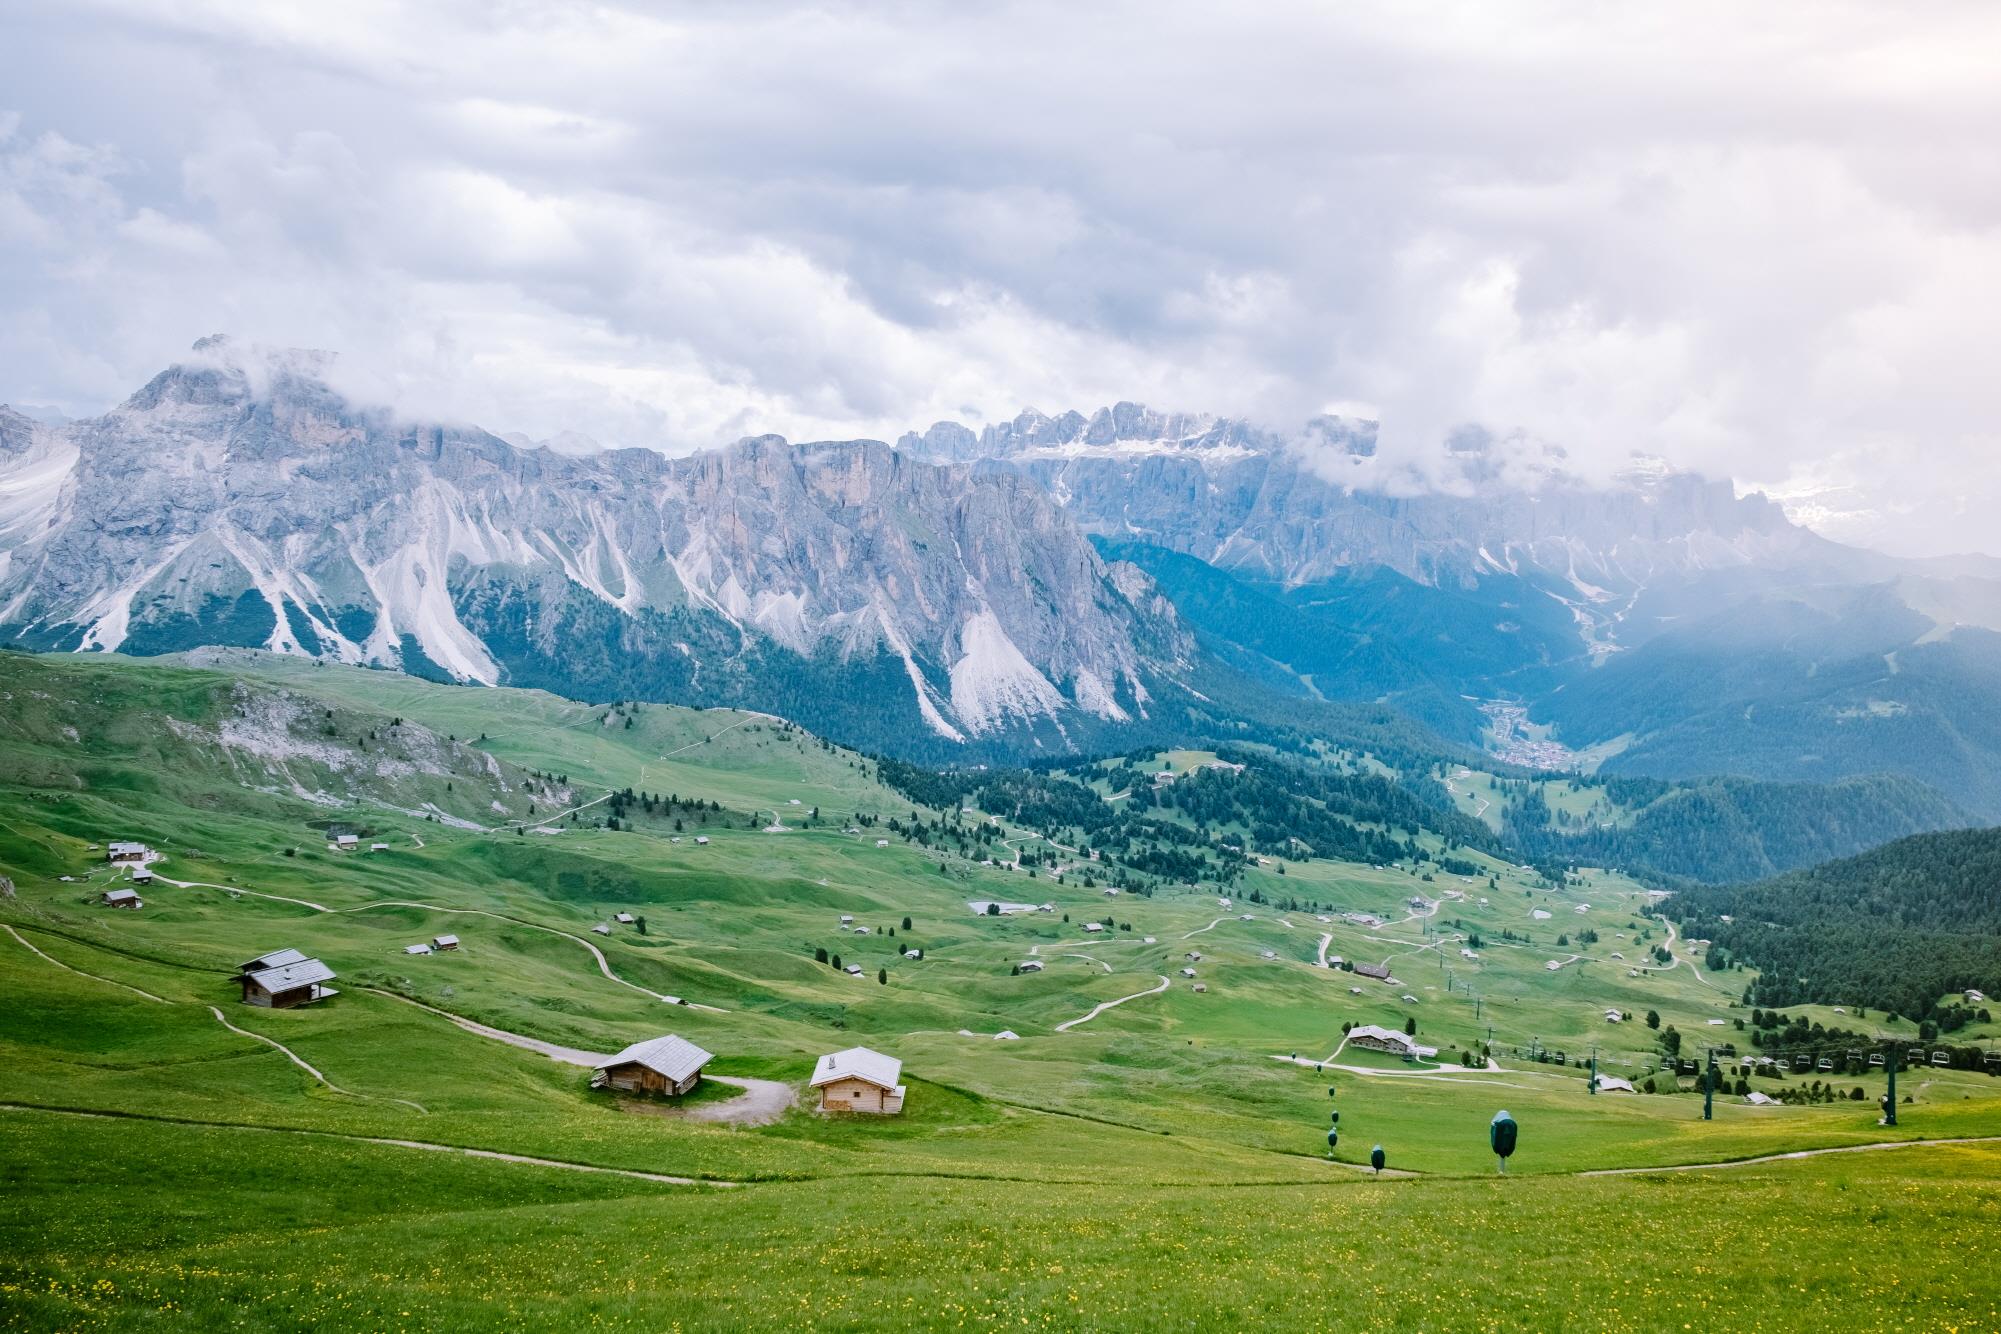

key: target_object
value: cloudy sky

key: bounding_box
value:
[3,2,1998,554]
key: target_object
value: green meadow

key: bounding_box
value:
[3,650,1999,1330]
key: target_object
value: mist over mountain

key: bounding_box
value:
[9,341,2001,818]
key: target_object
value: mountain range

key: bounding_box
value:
[8,338,2001,820]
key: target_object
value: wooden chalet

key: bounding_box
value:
[812,1046,905,1114]
[106,841,149,863]
[239,953,338,1008]
[591,1034,714,1097]
[101,887,143,909]
[1353,961,1392,982]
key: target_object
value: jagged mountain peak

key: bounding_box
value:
[0,352,1191,757]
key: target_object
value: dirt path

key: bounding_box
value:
[1316,933,1337,968]
[1054,975,1170,1033]
[362,988,791,1126]
[0,1103,730,1187]
[686,1076,796,1127]
[1581,1135,2001,1176]
[1181,916,1230,940]
[4,924,170,1003]
[139,873,723,1012]
[341,900,718,1009]
[208,1005,428,1114]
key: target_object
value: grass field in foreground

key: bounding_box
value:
[6,650,2001,1330]
[2,1112,1997,1332]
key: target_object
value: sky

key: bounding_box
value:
[2,1,1998,555]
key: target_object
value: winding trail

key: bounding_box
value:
[362,988,791,1126]
[0,1103,730,1187]
[1581,1135,2001,1176]
[207,1006,428,1114]
[1181,917,1230,940]
[341,900,720,1010]
[137,872,722,1012]
[1054,975,1171,1033]
[1316,933,1335,968]
[5,924,170,1003]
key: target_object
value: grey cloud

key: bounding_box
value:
[1,0,1998,555]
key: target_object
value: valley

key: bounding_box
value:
[3,650,1999,1329]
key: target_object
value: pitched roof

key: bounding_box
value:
[596,1034,713,1083]
[811,1046,902,1091]
[103,888,141,903]
[432,934,459,947]
[246,958,336,991]
[239,948,308,974]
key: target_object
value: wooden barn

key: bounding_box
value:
[106,841,149,864]
[431,934,459,951]
[1353,961,1392,982]
[811,1046,905,1114]
[591,1035,714,1097]
[101,887,143,909]
[239,955,338,1008]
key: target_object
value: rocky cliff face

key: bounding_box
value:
[0,341,1190,753]
[903,402,1846,586]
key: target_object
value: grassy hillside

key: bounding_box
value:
[4,649,2000,1329]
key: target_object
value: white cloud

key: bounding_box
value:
[0,0,1998,555]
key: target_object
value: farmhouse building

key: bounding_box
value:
[615,912,635,924]
[404,943,432,955]
[1344,1024,1437,1060]
[592,1034,713,1097]
[812,1046,905,1114]
[1017,959,1043,972]
[240,956,337,1008]
[1353,961,1392,982]
[432,934,459,951]
[101,887,142,909]
[106,841,148,863]
[335,834,359,850]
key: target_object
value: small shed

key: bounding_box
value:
[128,865,154,884]
[845,963,863,975]
[694,836,710,845]
[241,957,337,1008]
[370,842,389,852]
[102,887,143,909]
[1192,983,1207,993]
[1604,1009,1623,1022]
[994,1030,1020,1041]
[592,1034,714,1097]
[811,1046,905,1114]
[614,912,634,924]
[1595,1075,1636,1094]
[903,948,922,959]
[1180,967,1197,978]
[404,943,433,955]
[1017,959,1043,972]
[1261,950,1278,960]
[432,934,459,951]
[874,839,889,848]
[1082,922,1104,933]
[840,914,855,924]
[335,834,359,850]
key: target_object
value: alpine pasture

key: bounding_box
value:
[3,650,1999,1332]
